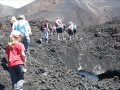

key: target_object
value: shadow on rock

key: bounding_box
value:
[36,40,42,44]
[1,57,8,72]
[0,84,5,90]
[98,70,120,80]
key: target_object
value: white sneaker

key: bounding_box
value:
[22,67,27,73]
[40,39,42,42]
[58,38,60,40]
[19,89,23,90]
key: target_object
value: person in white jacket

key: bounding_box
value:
[55,17,65,40]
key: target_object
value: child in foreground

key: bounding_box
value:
[5,30,26,90]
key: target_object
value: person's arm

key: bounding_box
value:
[21,51,26,62]
[28,28,32,35]
[12,23,15,31]
[20,44,26,66]
[21,51,27,67]
[26,21,32,35]
[28,24,32,35]
[46,23,48,29]
[46,23,50,32]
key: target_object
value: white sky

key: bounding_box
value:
[0,0,34,8]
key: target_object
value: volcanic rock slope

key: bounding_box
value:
[94,0,120,16]
[1,19,120,89]
[16,0,110,26]
[0,0,120,26]
[0,4,16,16]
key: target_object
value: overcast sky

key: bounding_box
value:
[0,0,34,8]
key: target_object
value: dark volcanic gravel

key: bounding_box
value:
[0,19,120,90]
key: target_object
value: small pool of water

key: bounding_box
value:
[77,70,99,81]
[77,70,120,81]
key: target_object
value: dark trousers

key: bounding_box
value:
[22,37,30,54]
[9,64,24,90]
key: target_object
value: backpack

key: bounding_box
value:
[67,22,71,27]
[40,22,46,31]
[16,20,28,37]
[55,20,62,27]
[74,26,77,31]
[55,22,58,27]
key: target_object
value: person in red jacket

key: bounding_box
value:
[5,30,26,90]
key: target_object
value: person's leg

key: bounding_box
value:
[22,38,30,70]
[45,30,49,42]
[71,31,73,40]
[58,33,60,40]
[68,30,72,40]
[43,30,47,42]
[15,65,24,90]
[63,30,66,36]
[60,28,65,40]
[74,30,76,37]
[40,31,44,42]
[56,28,60,40]
[69,35,72,40]
[62,32,66,40]
[22,38,30,55]
[9,66,18,90]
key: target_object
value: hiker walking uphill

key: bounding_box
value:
[49,25,54,35]
[5,31,26,90]
[40,19,49,42]
[12,15,32,55]
[55,17,65,40]
[67,21,74,40]
[10,16,17,28]
[63,24,67,35]
[9,16,17,33]
[73,24,77,38]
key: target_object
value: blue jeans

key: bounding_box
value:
[22,37,30,54]
[9,65,24,90]
[42,30,48,39]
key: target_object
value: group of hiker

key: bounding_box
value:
[5,15,32,90]
[5,15,77,90]
[40,17,77,42]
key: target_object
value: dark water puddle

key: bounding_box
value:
[77,70,120,81]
